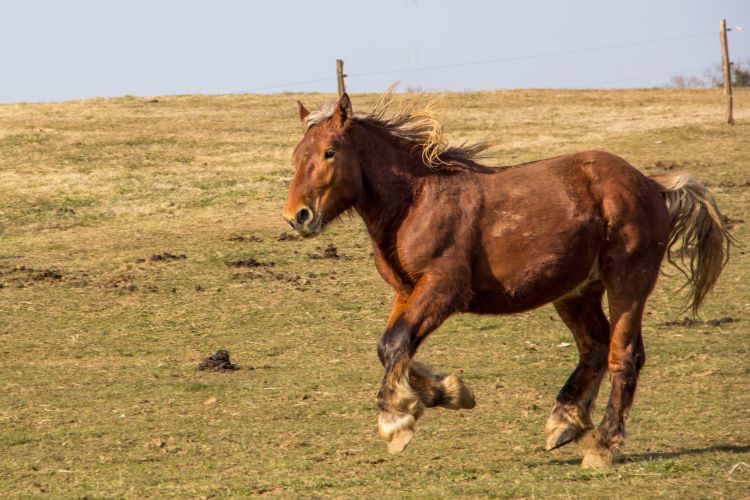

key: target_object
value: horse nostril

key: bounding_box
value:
[296,208,311,225]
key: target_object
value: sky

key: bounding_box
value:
[1,0,748,103]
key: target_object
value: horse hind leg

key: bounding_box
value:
[581,221,665,468]
[545,281,610,451]
[582,293,650,469]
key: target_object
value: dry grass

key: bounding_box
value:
[0,89,749,498]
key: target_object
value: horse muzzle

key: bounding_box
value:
[284,206,323,237]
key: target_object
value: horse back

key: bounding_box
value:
[468,150,666,313]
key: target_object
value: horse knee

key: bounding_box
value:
[634,348,646,371]
[378,320,412,366]
[588,342,609,367]
[377,339,387,366]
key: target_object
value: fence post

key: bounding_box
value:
[720,19,734,125]
[336,59,346,96]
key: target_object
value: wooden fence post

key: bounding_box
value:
[720,19,734,125]
[336,59,346,96]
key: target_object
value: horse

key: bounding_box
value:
[282,89,731,468]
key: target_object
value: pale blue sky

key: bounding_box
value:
[1,0,748,103]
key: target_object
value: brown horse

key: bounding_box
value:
[282,89,731,468]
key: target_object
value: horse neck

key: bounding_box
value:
[350,122,427,244]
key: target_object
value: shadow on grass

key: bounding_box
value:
[624,444,750,463]
[543,444,750,466]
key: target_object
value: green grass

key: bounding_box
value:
[0,89,748,497]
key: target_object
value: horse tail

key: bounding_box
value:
[650,172,733,315]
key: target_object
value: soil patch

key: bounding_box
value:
[231,269,303,284]
[278,232,300,241]
[722,216,744,230]
[225,258,275,268]
[308,244,341,260]
[228,234,263,243]
[661,316,735,328]
[0,266,77,288]
[150,253,187,262]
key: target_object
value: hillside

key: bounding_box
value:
[0,89,748,497]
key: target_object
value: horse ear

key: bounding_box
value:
[333,93,352,129]
[297,100,310,122]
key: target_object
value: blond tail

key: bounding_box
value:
[650,172,733,315]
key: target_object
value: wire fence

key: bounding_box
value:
[246,31,719,93]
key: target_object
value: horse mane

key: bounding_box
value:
[302,85,496,172]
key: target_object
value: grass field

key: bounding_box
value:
[1,88,749,498]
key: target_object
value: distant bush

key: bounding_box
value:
[671,60,750,88]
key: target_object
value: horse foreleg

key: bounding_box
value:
[376,282,470,454]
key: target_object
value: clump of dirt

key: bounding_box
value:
[712,180,750,188]
[662,317,698,328]
[150,253,186,262]
[100,274,158,293]
[198,349,238,371]
[706,316,735,327]
[56,207,76,216]
[651,160,680,171]
[278,232,300,241]
[32,269,63,281]
[722,216,744,230]
[231,269,303,284]
[225,258,275,268]
[228,234,263,243]
[0,266,75,288]
[661,316,735,328]
[308,244,340,260]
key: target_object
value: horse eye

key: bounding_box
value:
[324,149,335,159]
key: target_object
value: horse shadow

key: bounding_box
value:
[545,444,750,466]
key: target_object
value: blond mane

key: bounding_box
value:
[303,85,495,170]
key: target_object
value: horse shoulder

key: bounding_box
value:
[395,174,481,278]
[371,241,414,295]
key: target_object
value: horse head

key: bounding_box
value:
[283,93,363,237]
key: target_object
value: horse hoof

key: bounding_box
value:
[440,374,476,410]
[544,404,590,451]
[387,428,414,454]
[378,411,416,454]
[581,448,614,469]
[544,424,582,451]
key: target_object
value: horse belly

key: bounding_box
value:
[468,180,605,314]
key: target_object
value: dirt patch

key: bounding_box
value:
[231,269,302,284]
[99,274,158,293]
[225,258,275,268]
[278,232,300,241]
[650,160,680,171]
[308,244,341,260]
[709,180,750,188]
[0,266,77,288]
[149,252,187,262]
[228,234,263,243]
[722,216,744,230]
[32,269,64,281]
[661,316,736,328]
[198,349,238,371]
